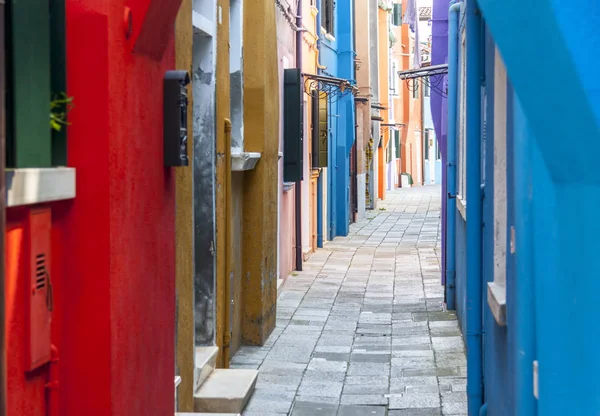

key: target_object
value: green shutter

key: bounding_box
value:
[50,0,67,166]
[311,90,328,168]
[393,3,402,26]
[316,92,328,167]
[395,130,400,159]
[7,0,52,167]
[283,68,304,182]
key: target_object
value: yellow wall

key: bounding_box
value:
[174,0,194,410]
[242,0,280,345]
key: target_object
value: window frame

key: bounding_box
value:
[321,0,335,36]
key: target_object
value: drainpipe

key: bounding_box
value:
[445,1,460,311]
[513,94,536,416]
[465,0,483,414]
[294,0,303,271]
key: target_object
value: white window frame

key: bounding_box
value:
[457,30,467,217]
[488,47,508,326]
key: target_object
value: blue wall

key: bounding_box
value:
[447,1,600,413]
[319,0,356,239]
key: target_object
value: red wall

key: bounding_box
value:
[5,1,180,415]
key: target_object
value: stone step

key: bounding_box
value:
[176,413,240,416]
[194,346,219,392]
[194,369,258,414]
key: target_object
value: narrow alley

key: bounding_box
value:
[232,186,467,416]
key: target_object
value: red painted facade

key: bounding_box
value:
[5,1,182,414]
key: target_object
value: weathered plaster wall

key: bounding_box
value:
[175,0,194,410]
[377,7,390,199]
[368,0,379,207]
[192,0,217,346]
[242,0,279,345]
[276,6,296,279]
[355,0,371,222]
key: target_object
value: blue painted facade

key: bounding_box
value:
[318,0,356,239]
[444,0,600,414]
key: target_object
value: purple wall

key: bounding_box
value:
[431,0,450,284]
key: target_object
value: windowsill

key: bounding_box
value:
[231,150,261,171]
[310,6,319,17]
[320,27,335,42]
[6,167,76,207]
[192,10,216,37]
[456,196,467,220]
[282,182,295,193]
[487,282,506,326]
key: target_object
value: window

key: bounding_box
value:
[321,0,334,35]
[413,79,419,99]
[424,130,429,160]
[229,0,244,149]
[395,130,400,159]
[424,76,430,97]
[7,0,67,167]
[488,47,508,326]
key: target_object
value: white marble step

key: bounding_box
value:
[176,413,240,416]
[194,346,219,392]
[194,369,258,414]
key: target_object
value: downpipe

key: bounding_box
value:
[446,1,461,311]
[465,0,484,414]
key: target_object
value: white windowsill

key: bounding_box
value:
[456,196,467,220]
[487,282,506,326]
[6,167,76,207]
[192,10,215,37]
[231,151,261,171]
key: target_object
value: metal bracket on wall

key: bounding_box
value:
[302,73,358,103]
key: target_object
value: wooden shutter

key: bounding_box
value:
[318,92,329,167]
[7,0,52,167]
[393,3,402,26]
[283,68,304,182]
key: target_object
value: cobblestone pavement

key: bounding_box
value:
[231,186,467,416]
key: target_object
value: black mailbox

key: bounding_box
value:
[164,70,191,167]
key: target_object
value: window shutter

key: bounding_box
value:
[311,90,328,168]
[316,92,329,167]
[283,68,304,182]
[395,130,400,159]
[393,3,402,26]
[7,0,52,167]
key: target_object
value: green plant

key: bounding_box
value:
[378,0,393,11]
[389,30,397,48]
[50,93,74,132]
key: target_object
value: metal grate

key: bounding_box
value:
[35,254,46,290]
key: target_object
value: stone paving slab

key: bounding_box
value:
[232,186,467,416]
